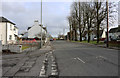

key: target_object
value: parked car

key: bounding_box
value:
[93,37,97,41]
[50,39,53,41]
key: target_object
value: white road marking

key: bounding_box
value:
[77,57,85,63]
[99,56,107,60]
[50,51,52,53]
[73,58,77,60]
[96,56,107,60]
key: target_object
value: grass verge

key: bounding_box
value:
[72,40,104,45]
[22,46,30,50]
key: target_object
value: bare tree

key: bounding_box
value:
[84,2,96,42]
[68,0,117,43]
[93,1,107,43]
[67,16,73,41]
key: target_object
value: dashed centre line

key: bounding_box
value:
[73,57,85,63]
[77,57,85,63]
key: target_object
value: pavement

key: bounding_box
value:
[1,40,119,77]
[2,42,58,77]
[52,40,118,76]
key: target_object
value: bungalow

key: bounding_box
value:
[109,26,120,39]
[0,17,18,44]
[83,29,106,41]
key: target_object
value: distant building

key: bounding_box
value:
[18,32,28,39]
[0,17,18,44]
[27,20,47,40]
[82,29,106,41]
[109,26,120,39]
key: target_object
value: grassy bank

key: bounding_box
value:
[72,40,104,45]
[72,40,120,48]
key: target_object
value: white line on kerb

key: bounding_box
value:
[77,57,85,63]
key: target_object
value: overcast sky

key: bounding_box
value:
[1,2,72,37]
[0,0,119,37]
[118,1,120,25]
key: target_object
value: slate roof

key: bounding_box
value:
[109,26,120,33]
[0,17,15,25]
[27,24,46,31]
[27,27,31,30]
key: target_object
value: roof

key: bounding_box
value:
[20,32,28,35]
[27,24,46,31]
[14,26,18,29]
[27,27,31,30]
[0,17,16,25]
[109,26,120,33]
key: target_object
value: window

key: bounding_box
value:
[10,24,12,30]
[14,28,16,33]
[15,35,17,40]
[9,35,12,40]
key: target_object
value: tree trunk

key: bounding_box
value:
[79,2,82,42]
[88,27,90,43]
[75,29,77,41]
[97,24,100,43]
[97,2,99,43]
[70,25,72,41]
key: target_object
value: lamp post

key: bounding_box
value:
[106,0,109,47]
[40,0,43,48]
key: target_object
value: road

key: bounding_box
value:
[52,40,118,76]
[2,40,118,77]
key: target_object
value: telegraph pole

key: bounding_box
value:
[106,0,109,47]
[40,0,43,48]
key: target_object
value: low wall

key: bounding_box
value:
[2,45,22,53]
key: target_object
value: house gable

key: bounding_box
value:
[0,17,15,25]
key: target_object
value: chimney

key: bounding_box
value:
[34,20,39,26]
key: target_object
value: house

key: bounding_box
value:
[109,26,120,39]
[19,32,28,39]
[28,20,47,40]
[0,17,18,44]
[83,29,106,41]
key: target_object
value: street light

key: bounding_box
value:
[106,0,109,47]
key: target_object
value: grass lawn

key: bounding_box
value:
[72,40,120,48]
[22,45,30,50]
[72,40,104,45]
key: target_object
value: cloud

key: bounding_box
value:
[2,2,71,37]
[118,1,120,25]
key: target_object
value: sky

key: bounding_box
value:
[118,1,120,25]
[0,0,119,37]
[1,1,72,37]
